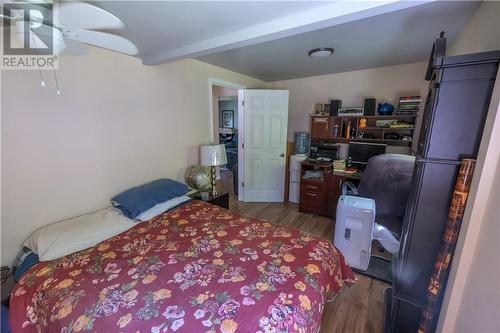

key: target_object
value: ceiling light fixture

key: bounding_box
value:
[308,47,334,58]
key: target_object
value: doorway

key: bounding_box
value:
[209,81,289,203]
[209,79,245,200]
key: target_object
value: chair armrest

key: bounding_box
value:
[342,181,359,195]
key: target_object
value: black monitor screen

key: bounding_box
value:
[348,142,387,165]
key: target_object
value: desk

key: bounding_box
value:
[299,160,362,217]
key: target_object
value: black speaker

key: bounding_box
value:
[329,99,342,116]
[364,98,376,116]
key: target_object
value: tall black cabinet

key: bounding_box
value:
[386,50,500,332]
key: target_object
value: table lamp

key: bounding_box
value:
[200,144,227,195]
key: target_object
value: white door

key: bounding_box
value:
[240,90,289,202]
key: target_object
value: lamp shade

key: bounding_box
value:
[200,144,227,166]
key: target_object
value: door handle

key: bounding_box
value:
[280,153,285,157]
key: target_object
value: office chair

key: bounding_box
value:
[342,154,416,239]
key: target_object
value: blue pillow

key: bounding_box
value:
[12,246,39,282]
[13,248,39,282]
[111,179,190,219]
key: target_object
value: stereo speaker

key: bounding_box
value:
[364,98,376,116]
[329,99,342,116]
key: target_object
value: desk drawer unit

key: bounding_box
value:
[299,180,327,216]
[301,181,324,193]
[301,190,324,202]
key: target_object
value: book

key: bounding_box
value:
[333,159,346,170]
[397,104,420,109]
[344,167,358,174]
[396,112,418,116]
[398,96,421,115]
[390,123,415,128]
[399,95,422,103]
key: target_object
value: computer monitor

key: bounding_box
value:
[348,142,387,166]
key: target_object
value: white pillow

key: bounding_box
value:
[135,195,191,221]
[24,207,135,261]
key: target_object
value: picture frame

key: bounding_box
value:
[222,110,234,128]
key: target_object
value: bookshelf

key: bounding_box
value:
[310,114,417,147]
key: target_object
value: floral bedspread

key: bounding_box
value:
[10,201,355,333]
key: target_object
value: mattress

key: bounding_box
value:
[10,201,354,333]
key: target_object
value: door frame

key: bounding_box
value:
[208,78,246,199]
[208,78,245,142]
[238,89,245,201]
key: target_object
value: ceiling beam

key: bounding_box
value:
[142,0,434,66]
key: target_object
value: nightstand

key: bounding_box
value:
[191,191,229,209]
[1,269,15,308]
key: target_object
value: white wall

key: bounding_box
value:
[447,1,500,56]
[1,47,264,266]
[271,62,428,153]
[454,168,500,332]
[438,2,500,332]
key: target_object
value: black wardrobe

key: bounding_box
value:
[385,50,500,332]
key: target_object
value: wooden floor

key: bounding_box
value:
[220,171,389,333]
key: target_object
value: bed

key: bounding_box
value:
[10,200,355,333]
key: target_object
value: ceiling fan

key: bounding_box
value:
[3,1,138,56]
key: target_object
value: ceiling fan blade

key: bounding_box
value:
[65,29,137,55]
[58,2,124,30]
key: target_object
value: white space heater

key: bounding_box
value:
[334,195,400,271]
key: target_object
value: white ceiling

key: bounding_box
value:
[90,1,480,82]
[197,1,479,81]
[92,1,330,58]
